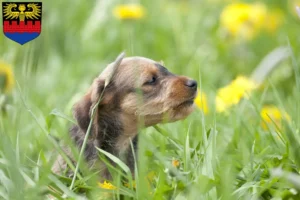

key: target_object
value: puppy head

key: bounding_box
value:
[74,56,197,132]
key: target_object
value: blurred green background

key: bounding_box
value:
[0,0,300,199]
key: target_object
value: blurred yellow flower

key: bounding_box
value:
[98,181,117,190]
[113,4,145,20]
[0,62,14,94]
[172,159,180,168]
[260,105,290,130]
[194,90,209,114]
[216,76,257,112]
[220,3,283,40]
[220,3,266,39]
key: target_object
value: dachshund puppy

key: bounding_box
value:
[52,56,197,179]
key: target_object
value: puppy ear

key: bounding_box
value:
[74,52,125,132]
[90,78,106,103]
[73,78,105,132]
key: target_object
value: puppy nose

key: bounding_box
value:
[185,79,197,89]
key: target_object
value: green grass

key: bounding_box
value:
[0,0,300,199]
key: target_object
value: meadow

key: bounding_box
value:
[0,0,300,199]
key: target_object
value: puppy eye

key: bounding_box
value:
[145,76,157,85]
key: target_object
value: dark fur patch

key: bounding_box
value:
[125,135,138,172]
[155,63,172,76]
[70,125,99,161]
[73,94,92,132]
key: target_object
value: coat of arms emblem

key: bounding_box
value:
[2,2,42,45]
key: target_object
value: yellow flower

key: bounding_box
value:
[172,159,180,168]
[216,76,257,113]
[0,62,14,94]
[98,181,117,190]
[260,105,290,130]
[220,3,266,39]
[220,3,283,40]
[194,90,209,114]
[113,4,145,20]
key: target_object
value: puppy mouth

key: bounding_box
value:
[176,96,196,108]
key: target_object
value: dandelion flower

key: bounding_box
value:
[220,3,282,40]
[113,4,145,20]
[0,62,14,94]
[260,105,290,130]
[172,159,180,168]
[216,76,257,113]
[220,3,266,39]
[194,90,209,114]
[98,181,117,190]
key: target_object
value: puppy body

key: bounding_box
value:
[52,57,197,179]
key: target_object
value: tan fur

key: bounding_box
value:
[52,56,197,179]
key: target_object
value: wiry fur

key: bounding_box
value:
[52,56,197,179]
